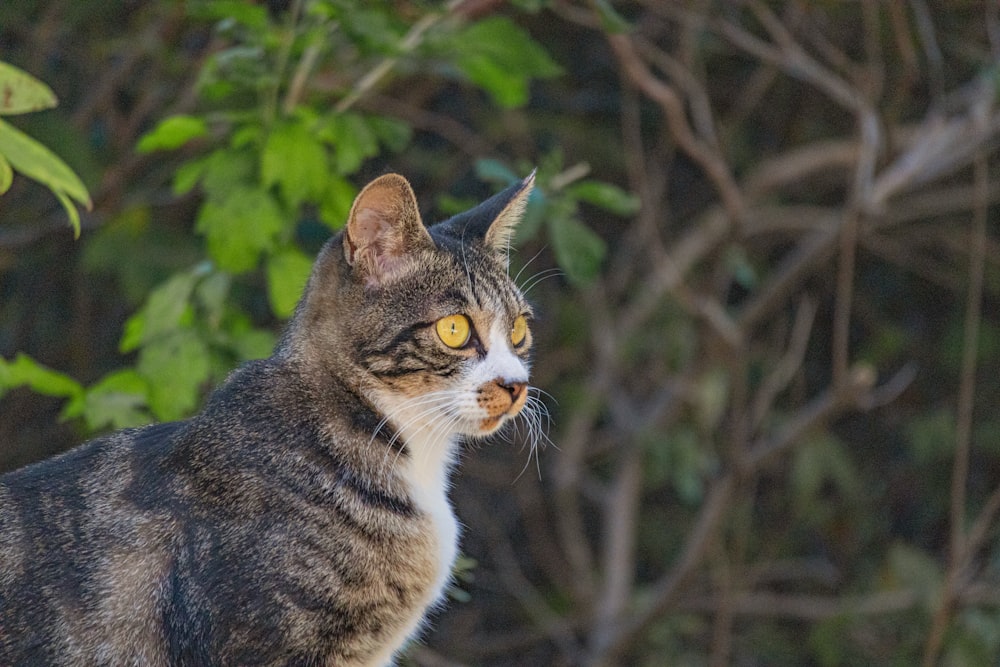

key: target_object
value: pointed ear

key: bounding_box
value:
[343,173,433,285]
[484,170,535,252]
[433,170,537,254]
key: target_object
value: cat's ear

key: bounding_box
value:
[435,170,536,254]
[343,173,433,285]
[483,170,535,252]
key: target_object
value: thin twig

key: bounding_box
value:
[606,31,746,226]
[585,475,735,666]
[921,122,989,667]
[335,1,465,113]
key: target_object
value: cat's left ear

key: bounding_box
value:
[437,171,536,255]
[483,170,536,252]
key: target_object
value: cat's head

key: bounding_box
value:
[288,172,538,441]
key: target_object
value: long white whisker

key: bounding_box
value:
[371,391,461,450]
[460,225,474,292]
[417,410,465,474]
[374,391,466,476]
[529,386,559,406]
[520,268,564,295]
[512,245,549,286]
[511,388,554,482]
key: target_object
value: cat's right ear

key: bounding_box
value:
[343,173,433,286]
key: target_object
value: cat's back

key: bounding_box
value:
[0,419,182,663]
[0,358,445,666]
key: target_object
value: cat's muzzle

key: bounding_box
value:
[477,378,529,432]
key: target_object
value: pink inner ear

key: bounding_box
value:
[348,207,410,284]
[343,173,432,284]
[352,208,392,258]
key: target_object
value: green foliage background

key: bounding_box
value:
[2,1,1000,665]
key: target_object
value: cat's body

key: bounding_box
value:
[0,172,538,666]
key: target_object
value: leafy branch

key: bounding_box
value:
[0,61,91,237]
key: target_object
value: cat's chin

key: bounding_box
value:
[477,415,505,434]
[474,404,527,436]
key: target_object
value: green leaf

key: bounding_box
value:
[567,180,640,216]
[694,367,730,432]
[0,61,58,115]
[725,244,758,289]
[329,114,378,175]
[0,119,89,205]
[196,186,284,272]
[138,330,211,421]
[261,121,329,206]
[318,175,357,230]
[0,353,84,400]
[172,156,209,196]
[195,271,232,325]
[513,190,545,244]
[229,325,276,361]
[0,153,12,194]
[266,247,314,318]
[54,190,82,239]
[62,369,151,431]
[452,17,562,108]
[200,148,255,200]
[136,114,209,153]
[0,118,91,235]
[548,214,606,286]
[120,269,201,353]
[187,0,269,30]
[885,542,943,609]
[367,115,412,153]
[791,434,861,515]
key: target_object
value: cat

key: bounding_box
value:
[0,171,540,666]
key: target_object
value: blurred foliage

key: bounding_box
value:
[2,1,1000,665]
[0,60,90,234]
[0,0,617,432]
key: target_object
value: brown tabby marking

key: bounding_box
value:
[0,172,541,666]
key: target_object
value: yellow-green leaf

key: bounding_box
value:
[0,61,58,115]
[0,118,91,235]
[0,353,84,400]
[54,189,82,238]
[0,153,11,194]
[136,114,208,154]
[266,248,314,318]
[0,119,90,205]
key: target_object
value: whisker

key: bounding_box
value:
[528,386,559,406]
[511,388,555,483]
[374,391,466,476]
[520,267,564,295]
[512,245,549,286]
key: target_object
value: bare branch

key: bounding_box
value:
[606,32,746,225]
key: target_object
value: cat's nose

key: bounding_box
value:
[499,380,527,403]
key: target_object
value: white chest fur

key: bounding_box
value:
[365,408,460,667]
[403,428,460,599]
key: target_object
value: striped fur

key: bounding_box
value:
[0,173,537,666]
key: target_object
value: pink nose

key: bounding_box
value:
[499,380,527,403]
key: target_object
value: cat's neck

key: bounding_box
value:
[374,389,461,603]
[373,390,461,502]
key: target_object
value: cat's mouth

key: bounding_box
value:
[477,379,529,433]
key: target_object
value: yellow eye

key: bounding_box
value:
[511,315,529,347]
[436,314,471,349]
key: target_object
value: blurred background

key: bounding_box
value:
[2,1,1000,665]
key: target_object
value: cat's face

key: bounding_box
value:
[295,172,540,443]
[358,233,534,439]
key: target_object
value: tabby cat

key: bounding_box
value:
[0,171,540,666]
